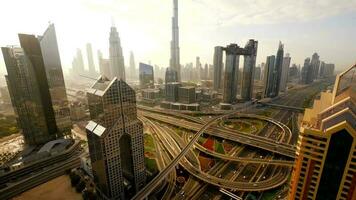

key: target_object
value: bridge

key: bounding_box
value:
[258,102,305,112]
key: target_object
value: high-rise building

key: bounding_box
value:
[273,41,284,96]
[195,56,202,81]
[139,63,154,89]
[208,64,214,80]
[240,39,258,101]
[2,45,57,146]
[254,65,261,80]
[109,26,125,80]
[165,67,178,84]
[263,55,276,97]
[262,42,284,98]
[129,51,136,80]
[86,43,96,76]
[279,53,291,92]
[178,86,196,104]
[301,57,314,84]
[203,64,209,80]
[72,48,85,75]
[310,52,320,80]
[288,64,356,200]
[260,62,265,81]
[320,62,335,78]
[86,77,146,199]
[222,44,240,103]
[289,63,299,80]
[165,82,181,102]
[170,0,181,82]
[213,46,224,91]
[2,24,71,145]
[98,50,111,78]
[39,24,71,136]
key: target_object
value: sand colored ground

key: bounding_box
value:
[13,175,82,200]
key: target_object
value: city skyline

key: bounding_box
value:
[0,0,355,76]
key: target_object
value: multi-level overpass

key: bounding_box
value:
[139,111,296,158]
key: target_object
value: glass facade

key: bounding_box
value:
[139,63,154,89]
[39,24,72,137]
[86,77,146,199]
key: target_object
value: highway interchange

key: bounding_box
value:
[133,80,333,200]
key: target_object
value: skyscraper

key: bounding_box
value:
[273,41,284,96]
[2,24,71,145]
[263,55,276,97]
[222,44,240,103]
[139,63,154,89]
[86,43,96,76]
[109,26,125,80]
[288,64,356,200]
[279,53,291,92]
[129,51,136,80]
[39,24,72,136]
[254,65,261,80]
[240,39,258,101]
[301,57,313,84]
[213,46,223,91]
[320,62,335,78]
[72,48,85,75]
[165,67,178,84]
[310,52,320,80]
[98,50,111,78]
[86,77,146,199]
[2,45,57,146]
[196,56,201,81]
[170,0,181,82]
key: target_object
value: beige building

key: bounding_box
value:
[289,64,355,200]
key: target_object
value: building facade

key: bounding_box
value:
[86,43,96,76]
[289,64,356,200]
[165,82,181,102]
[222,44,240,103]
[98,50,111,78]
[279,53,291,92]
[273,41,284,96]
[129,51,136,80]
[310,53,320,80]
[240,39,258,101]
[39,24,72,137]
[178,86,196,104]
[170,0,181,82]
[109,26,125,80]
[165,67,178,84]
[139,63,154,89]
[263,55,276,98]
[86,77,146,199]
[213,46,224,91]
[2,36,57,145]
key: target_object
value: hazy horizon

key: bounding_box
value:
[1,0,356,75]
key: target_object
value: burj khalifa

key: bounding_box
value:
[169,0,181,82]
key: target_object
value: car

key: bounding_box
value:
[243,175,246,179]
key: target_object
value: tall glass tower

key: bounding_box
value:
[109,26,125,81]
[170,0,181,82]
[86,77,146,199]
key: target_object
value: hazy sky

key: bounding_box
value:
[0,0,356,74]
